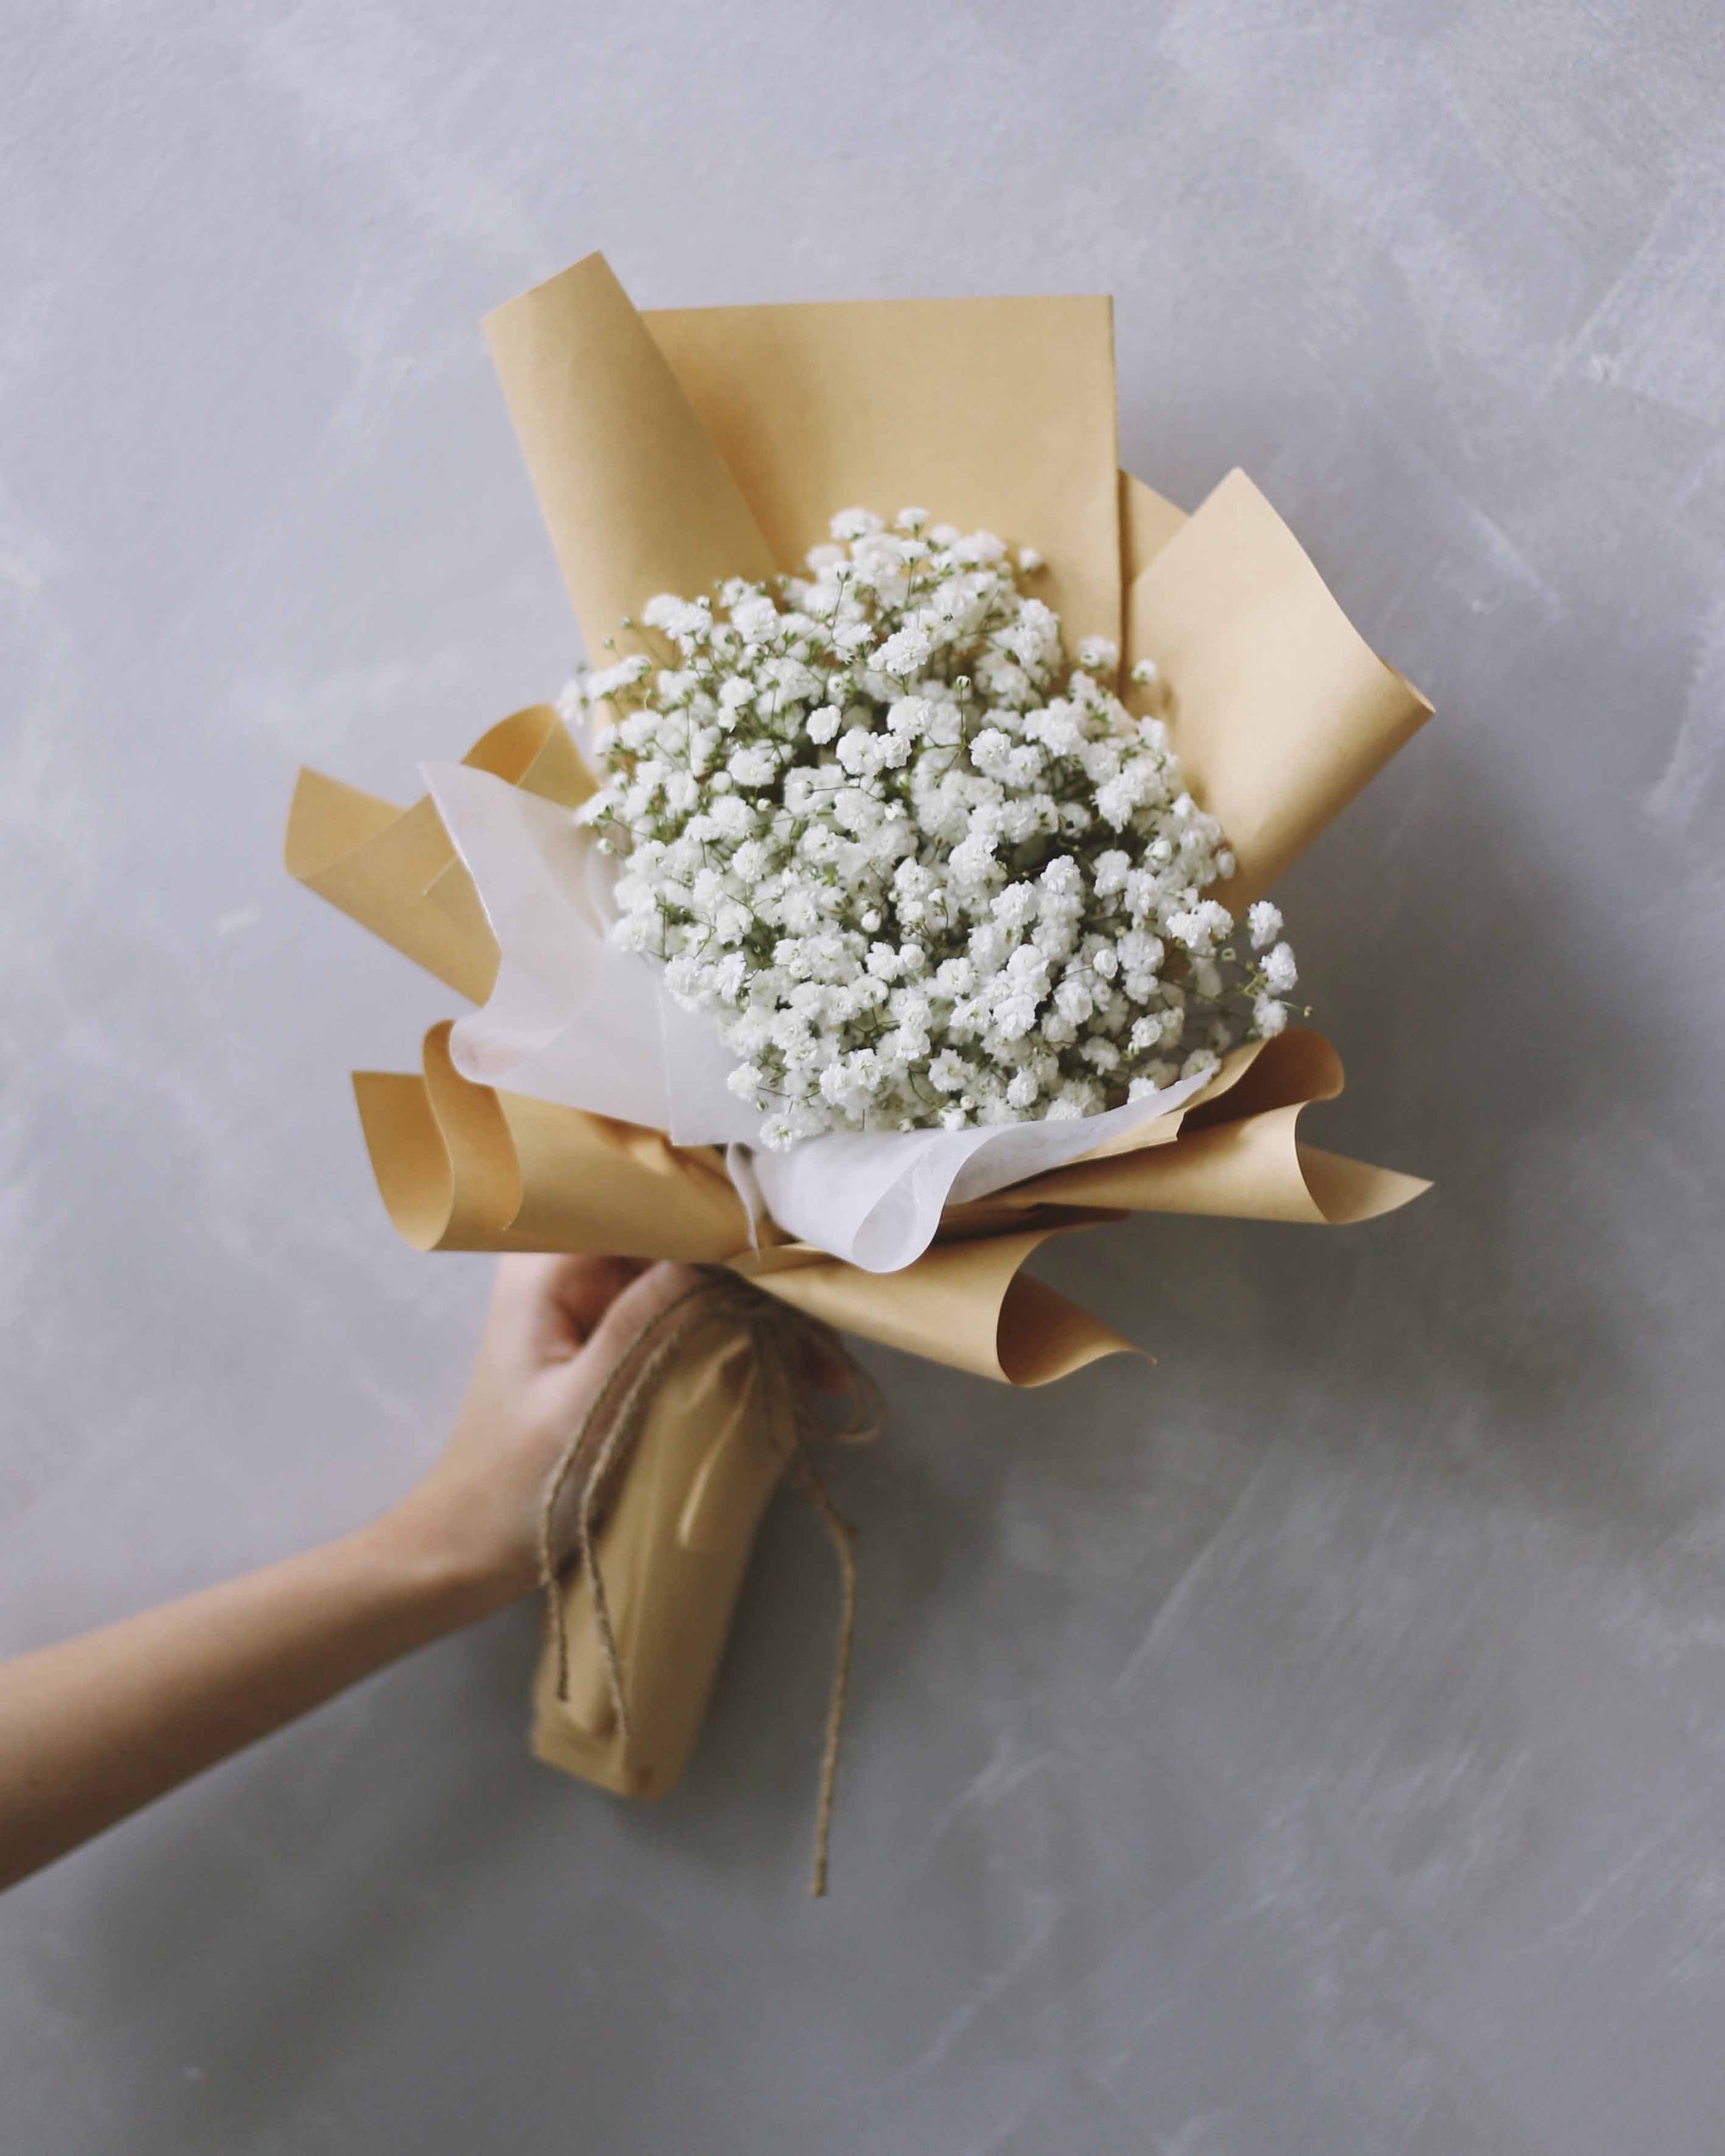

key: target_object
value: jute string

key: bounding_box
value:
[536,1272,882,1897]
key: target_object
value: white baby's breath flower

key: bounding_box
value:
[731,594,779,643]
[585,654,652,700]
[728,744,777,787]
[643,592,712,642]
[580,509,1302,1147]
[831,506,885,541]
[878,623,934,677]
[1263,942,1298,994]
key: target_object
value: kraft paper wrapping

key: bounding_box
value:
[350,1025,1132,1383]
[286,251,1433,1804]
[354,1025,751,1263]
[350,1023,1424,1377]
[643,293,1121,651]
[1120,471,1188,583]
[1126,467,1433,903]
[531,1316,793,1799]
[483,258,780,656]
[284,703,591,1002]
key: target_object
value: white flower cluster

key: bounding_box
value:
[568,508,1301,1150]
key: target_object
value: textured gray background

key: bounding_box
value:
[4,2,1725,2149]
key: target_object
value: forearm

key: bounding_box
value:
[0,1257,689,1894]
[0,1510,511,1892]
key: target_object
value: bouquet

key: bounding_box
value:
[286,253,1431,1889]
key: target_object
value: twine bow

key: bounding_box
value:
[536,1270,883,1896]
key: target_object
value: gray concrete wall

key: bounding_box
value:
[4,3,1725,2149]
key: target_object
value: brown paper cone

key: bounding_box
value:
[354,1024,754,1263]
[1006,1029,1431,1223]
[1125,469,1433,900]
[486,255,780,654]
[736,1231,1134,1386]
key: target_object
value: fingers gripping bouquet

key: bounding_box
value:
[286,254,1432,1879]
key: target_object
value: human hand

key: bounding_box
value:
[382,1255,705,1612]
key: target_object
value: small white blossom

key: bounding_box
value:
[731,594,780,644]
[878,623,934,676]
[831,506,884,541]
[584,654,651,701]
[1263,942,1298,994]
[643,592,712,641]
[728,744,777,787]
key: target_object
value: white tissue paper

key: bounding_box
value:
[427,765,1206,1274]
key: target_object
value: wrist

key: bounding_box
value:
[361,1484,531,1626]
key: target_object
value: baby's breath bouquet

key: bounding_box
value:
[287,252,1433,1853]
[580,509,1301,1153]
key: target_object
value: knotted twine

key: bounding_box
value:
[536,1270,883,1896]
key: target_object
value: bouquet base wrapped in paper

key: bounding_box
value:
[285,252,1433,1866]
[530,1290,794,1802]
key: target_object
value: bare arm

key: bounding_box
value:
[0,1255,697,1892]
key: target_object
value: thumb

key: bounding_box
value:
[542,1260,712,1420]
[536,1261,713,1556]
